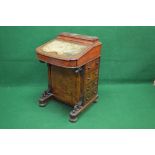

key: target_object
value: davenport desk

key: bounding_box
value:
[36,32,102,122]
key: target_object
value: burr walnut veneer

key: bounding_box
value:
[36,32,102,122]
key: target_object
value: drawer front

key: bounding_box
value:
[85,58,100,72]
[84,79,98,103]
[84,69,99,85]
[83,58,100,103]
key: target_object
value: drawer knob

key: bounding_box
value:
[87,77,91,80]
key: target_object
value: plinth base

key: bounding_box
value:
[69,95,98,122]
[39,90,98,123]
[39,89,53,107]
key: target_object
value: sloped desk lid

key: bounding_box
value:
[37,39,89,60]
[36,32,102,67]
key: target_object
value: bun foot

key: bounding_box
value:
[69,114,78,123]
[69,109,79,123]
[39,101,48,107]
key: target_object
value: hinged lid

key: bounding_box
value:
[36,32,102,68]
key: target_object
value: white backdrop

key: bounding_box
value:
[0,0,155,154]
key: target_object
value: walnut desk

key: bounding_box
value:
[36,32,102,122]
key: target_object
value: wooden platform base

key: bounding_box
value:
[39,89,53,107]
[38,90,98,123]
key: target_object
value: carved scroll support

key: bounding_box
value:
[69,95,98,122]
[39,89,53,107]
[39,63,53,107]
[69,99,83,122]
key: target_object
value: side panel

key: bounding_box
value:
[50,65,82,106]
